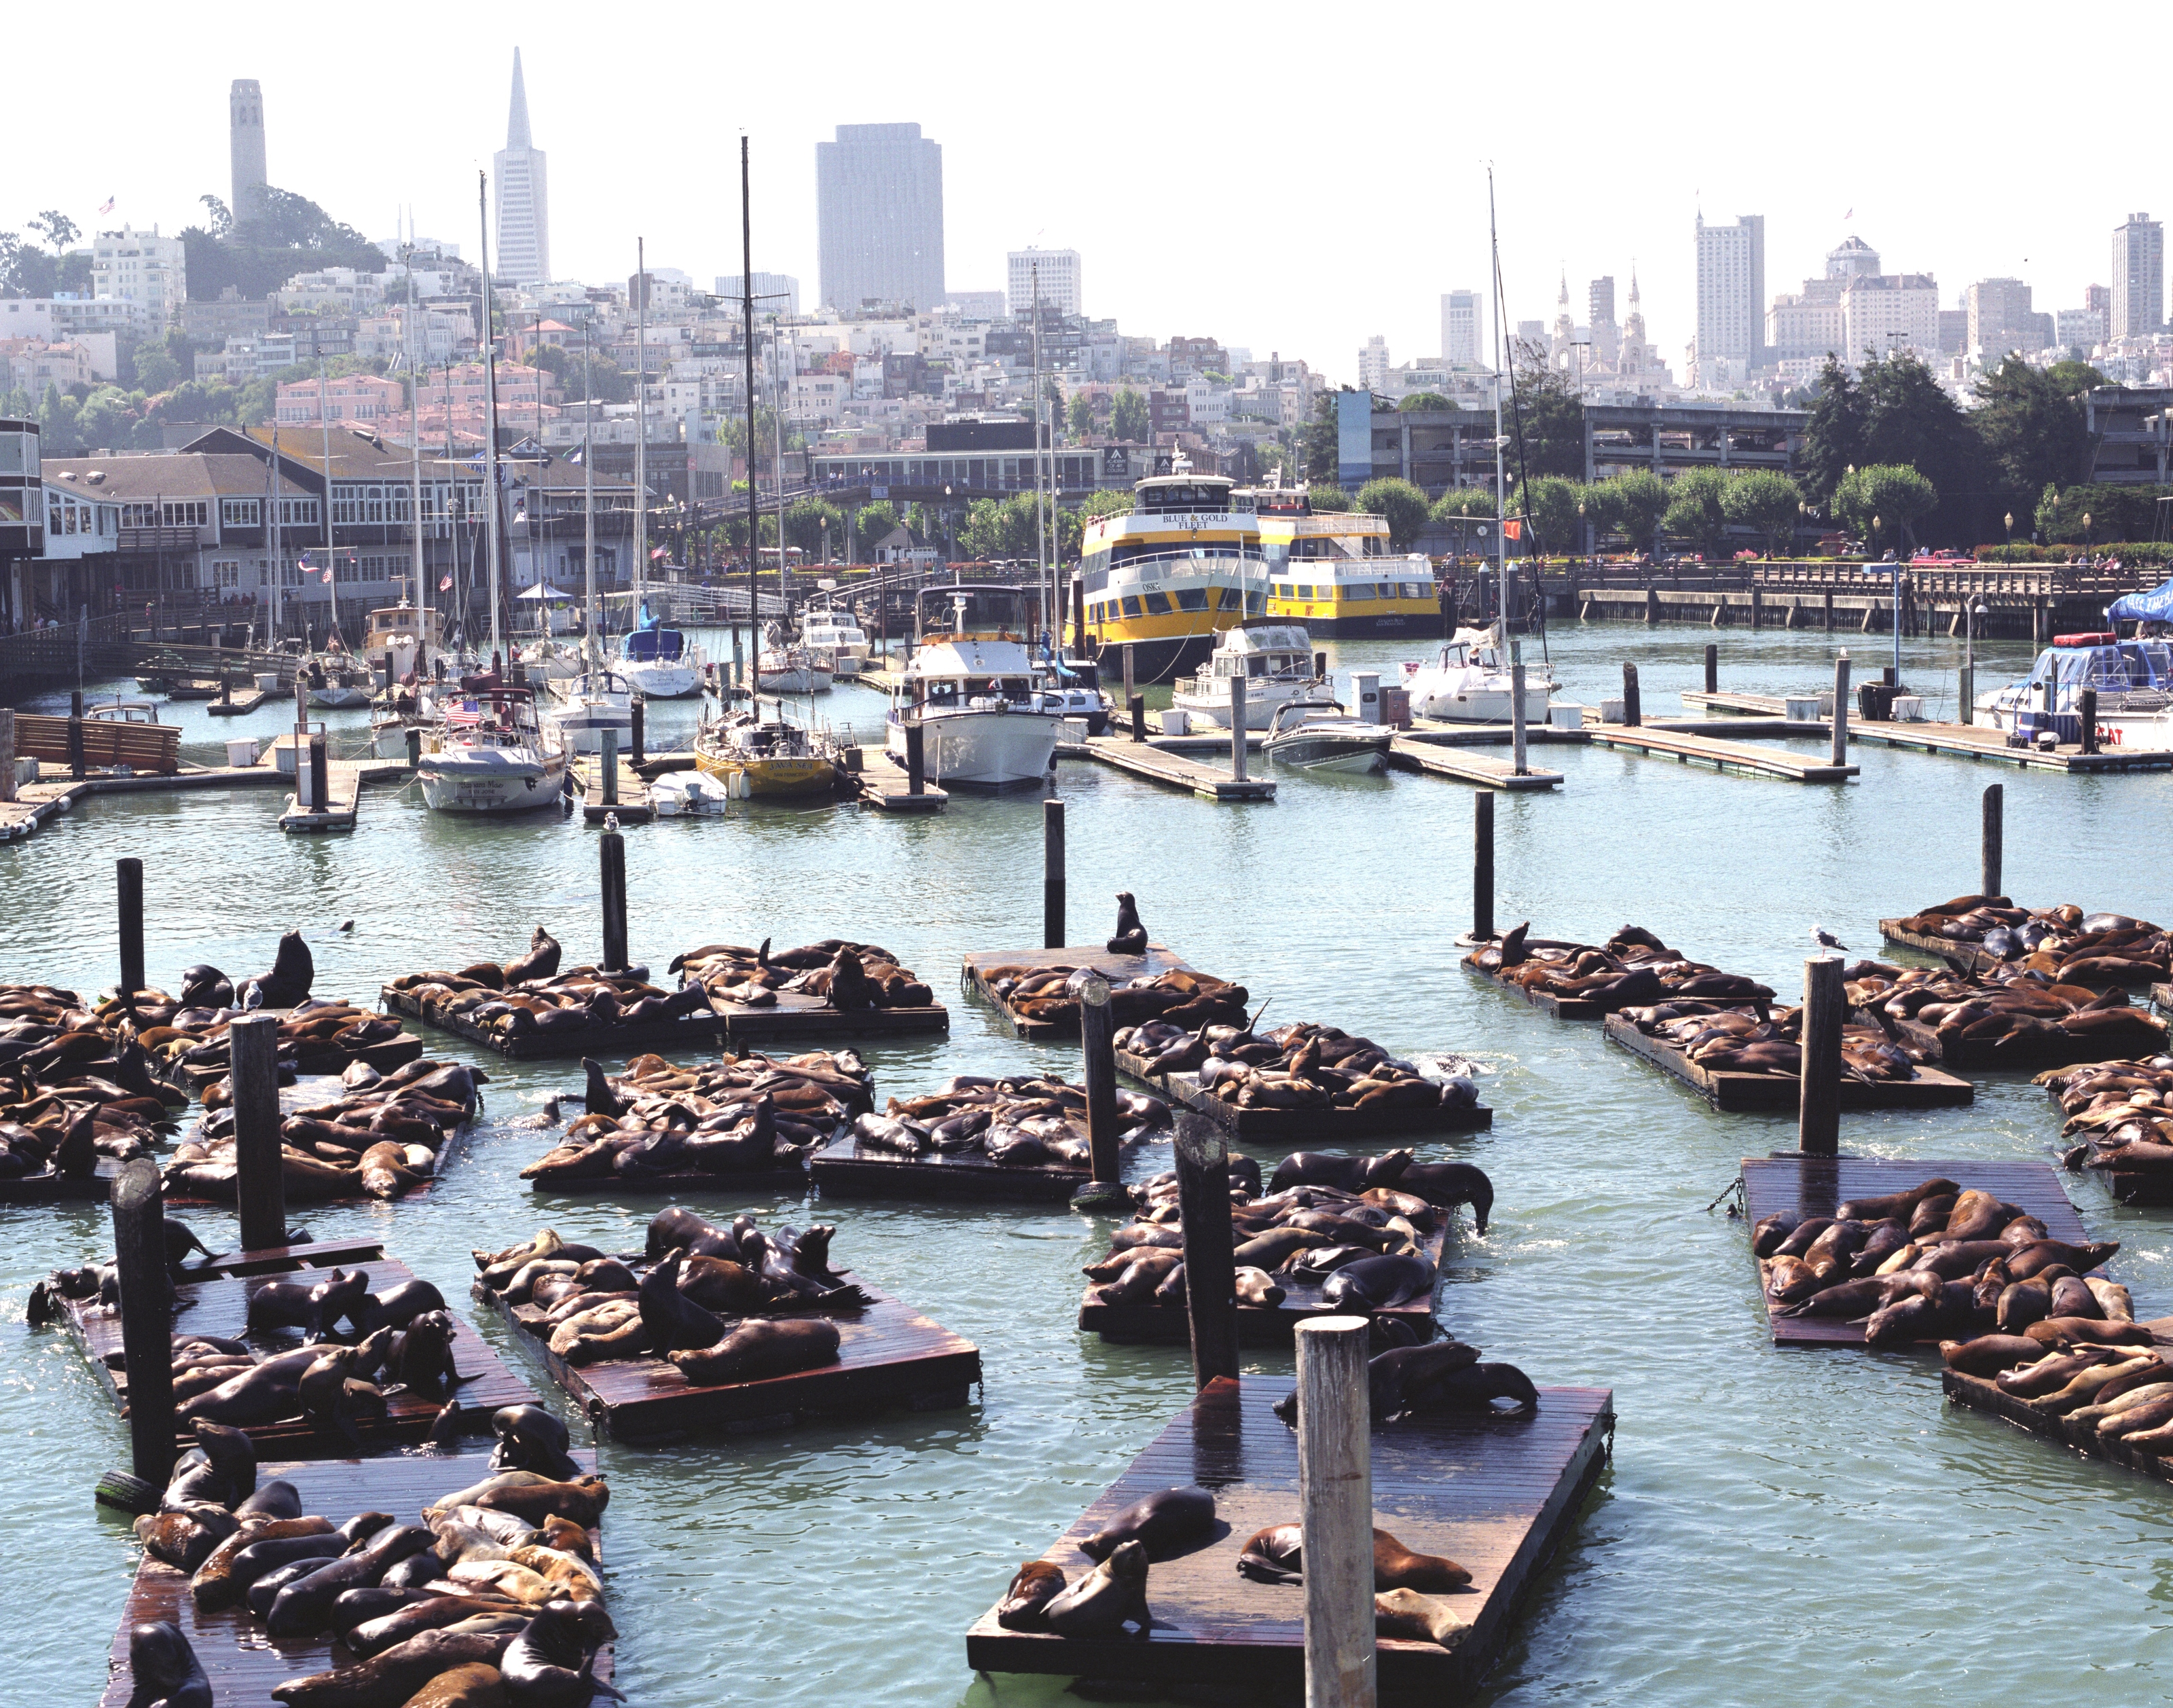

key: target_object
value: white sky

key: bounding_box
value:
[14,0,2166,385]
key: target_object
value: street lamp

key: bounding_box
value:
[1961,596,1987,725]
[2003,511,2014,549]
[2082,511,2094,568]
[1577,499,1589,564]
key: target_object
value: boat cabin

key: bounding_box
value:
[1201,625,1313,681]
[917,583,1032,642]
[621,626,688,661]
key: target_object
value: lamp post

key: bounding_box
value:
[2003,511,2014,550]
[1961,596,1986,725]
[1577,498,1588,562]
[2083,511,2094,568]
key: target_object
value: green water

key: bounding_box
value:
[5,619,2172,1706]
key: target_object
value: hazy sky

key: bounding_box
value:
[12,1,2166,384]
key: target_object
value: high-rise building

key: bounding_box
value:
[1007,249,1081,319]
[1841,272,1939,363]
[2056,305,2108,354]
[816,123,945,312]
[2111,213,2164,338]
[2085,283,2111,314]
[1588,276,1618,367]
[1966,277,2039,360]
[1695,213,1766,370]
[230,79,268,227]
[1357,335,1391,393]
[1440,289,1482,365]
[714,274,801,317]
[493,50,551,287]
[90,225,187,335]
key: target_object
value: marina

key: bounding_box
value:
[1584,719,1859,782]
[962,943,1212,1038]
[808,1131,1137,1203]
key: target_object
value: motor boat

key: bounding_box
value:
[1037,655,1113,735]
[416,685,568,812]
[543,667,637,757]
[360,602,446,682]
[651,769,737,815]
[1262,695,1394,773]
[887,583,1067,788]
[368,680,449,759]
[617,621,702,699]
[303,651,375,709]
[757,623,833,694]
[1974,628,2173,750]
[1169,623,1317,729]
[1400,625,1555,723]
[694,706,841,799]
[519,638,585,685]
[802,599,871,679]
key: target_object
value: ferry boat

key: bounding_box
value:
[1170,623,1318,730]
[416,686,568,813]
[802,599,871,679]
[1262,695,1394,773]
[1974,630,2173,750]
[361,602,445,682]
[543,668,637,757]
[617,622,701,699]
[1074,462,1266,683]
[889,583,1066,788]
[694,706,841,799]
[1252,486,1440,636]
[1400,625,1556,724]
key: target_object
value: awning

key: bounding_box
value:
[2107,576,2173,623]
[516,585,574,602]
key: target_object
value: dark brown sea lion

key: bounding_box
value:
[668,1317,841,1385]
[135,1506,240,1574]
[1320,1252,1436,1311]
[638,1251,729,1351]
[1106,891,1149,956]
[505,926,563,986]
[1079,1485,1216,1562]
[1270,1150,1417,1196]
[1836,1178,1962,1222]
[1395,1162,1493,1232]
[500,1599,624,1705]
[270,1628,518,1707]
[1236,1522,1304,1582]
[1750,1211,1801,1258]
[1939,1333,2046,1377]
[163,1419,255,1510]
[996,1560,1068,1629]
[266,1523,437,1636]
[488,1404,580,1481]
[1404,1360,1539,1413]
[2005,1239,2120,1280]
[1042,1540,1150,1637]
[391,1662,507,1708]
[189,1516,337,1610]
[246,930,316,1009]
[346,1595,533,1660]
[127,1620,213,1708]
[388,1311,474,1396]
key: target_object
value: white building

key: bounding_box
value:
[354,305,475,366]
[89,225,187,335]
[1967,277,2039,361]
[1694,212,1765,372]
[714,273,801,315]
[1007,248,1081,320]
[493,49,551,287]
[2055,306,2108,355]
[2113,213,2165,338]
[1357,335,1391,393]
[277,268,387,314]
[1842,273,1940,363]
[1440,289,1482,366]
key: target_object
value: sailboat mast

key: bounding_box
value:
[634,235,647,626]
[319,359,334,638]
[268,424,281,638]
[740,134,758,699]
[1487,168,1507,628]
[479,170,503,670]
[1031,261,1046,658]
[582,324,596,663]
[406,242,424,632]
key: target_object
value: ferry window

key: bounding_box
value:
[1144,592,1173,615]
[1348,584,1374,601]
[1120,596,1145,619]
[1243,589,1266,615]
[1173,588,1207,611]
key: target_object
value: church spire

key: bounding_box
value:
[507,48,532,151]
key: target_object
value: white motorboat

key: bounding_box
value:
[618,623,702,699]
[1400,624,1555,723]
[519,637,585,684]
[544,668,636,757]
[651,769,737,815]
[1037,657,1112,735]
[886,584,1065,788]
[416,686,568,812]
[1170,623,1318,729]
[1973,629,2173,750]
[802,600,870,679]
[368,682,449,759]
[757,624,833,695]
[1262,695,1394,773]
[303,651,374,708]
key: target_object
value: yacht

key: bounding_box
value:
[1170,623,1318,729]
[1074,461,1265,683]
[1975,630,2173,750]
[802,599,871,679]
[694,705,841,799]
[1262,695,1395,774]
[544,667,637,757]
[757,623,833,695]
[1253,485,1440,636]
[1400,625,1556,724]
[303,650,375,709]
[360,602,446,682]
[369,681,447,759]
[416,686,568,812]
[888,583,1067,788]
[1038,656,1113,735]
[617,622,702,699]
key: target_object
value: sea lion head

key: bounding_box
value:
[1104,1539,1149,1585]
[1362,1149,1414,1190]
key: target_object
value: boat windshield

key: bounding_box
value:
[2026,646,2135,690]
[621,629,684,661]
[919,585,1026,636]
[2119,638,2173,687]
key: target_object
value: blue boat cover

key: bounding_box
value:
[2108,575,2173,622]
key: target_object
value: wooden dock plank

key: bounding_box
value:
[1117,1052,1493,1138]
[707,985,949,1044]
[1601,1013,1973,1111]
[1080,733,1277,801]
[380,984,727,1061]
[1741,1155,2092,1347]
[97,1449,611,1708]
[572,753,655,824]
[1387,735,1563,790]
[1943,1368,2173,1486]
[852,744,949,812]
[809,1132,1137,1203]
[962,943,1197,1040]
[1586,721,1857,782]
[964,1375,1613,1696]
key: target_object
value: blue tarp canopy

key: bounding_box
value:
[2108,576,2173,622]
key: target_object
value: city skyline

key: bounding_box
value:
[5,6,2168,385]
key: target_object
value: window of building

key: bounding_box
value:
[212,560,240,588]
[221,498,261,527]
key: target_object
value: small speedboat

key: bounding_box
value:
[416,686,568,812]
[1262,695,1393,773]
[304,652,375,708]
[651,770,738,815]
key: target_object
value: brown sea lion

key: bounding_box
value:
[392,1664,507,1708]
[1939,1333,2046,1377]
[1079,1486,1216,1562]
[1374,1587,1473,1649]
[499,1599,623,1705]
[1041,1540,1150,1637]
[270,1628,517,1707]
[668,1318,841,1386]
[1106,892,1148,957]
[996,1560,1067,1629]
[128,1620,213,1708]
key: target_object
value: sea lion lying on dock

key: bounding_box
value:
[1041,1540,1151,1637]
[995,965,1248,1036]
[1466,924,1774,1015]
[1135,1019,1478,1115]
[1237,1523,1471,1591]
[1275,1339,1539,1428]
[670,937,934,1011]
[852,1072,1171,1167]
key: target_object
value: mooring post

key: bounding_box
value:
[1174,1111,1239,1387]
[1510,660,1529,776]
[1080,971,1120,1182]
[1042,798,1065,949]
[112,1158,177,1489]
[600,831,629,973]
[630,699,646,768]
[0,707,14,804]
[1621,661,1641,727]
[1982,782,2003,898]
[2079,686,2099,755]
[1473,788,1495,943]
[1230,672,1248,782]
[1830,652,1851,767]
[117,856,144,1004]
[1129,694,1146,742]
[600,726,620,807]
[905,721,926,796]
[69,687,86,780]
[405,727,422,769]
[230,1013,285,1254]
[1314,650,1328,681]
[308,729,328,814]
[1704,642,1718,695]
[1798,956,1844,1157]
[1296,1315,1376,1708]
[1122,642,1135,711]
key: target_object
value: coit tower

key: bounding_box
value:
[230,79,268,225]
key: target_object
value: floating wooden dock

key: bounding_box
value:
[482,1275,980,1440]
[1080,734,1276,801]
[528,1155,812,1195]
[1116,1052,1493,1139]
[1079,1226,1449,1347]
[204,687,272,716]
[851,744,949,812]
[381,983,726,1061]
[270,739,412,833]
[1601,1015,1973,1111]
[1863,1002,2166,1072]
[53,1236,536,1450]
[160,1016,425,1094]
[0,1157,121,1205]
[161,1071,469,1207]
[706,985,949,1044]
[809,1132,1137,1203]
[1586,721,1857,782]
[1681,689,2173,773]
[1462,945,1620,1020]
[1876,917,1986,973]
[1681,689,1789,716]
[1943,1366,2173,1485]
[964,1374,1614,1698]
[1387,734,1563,791]
[962,943,1199,1040]
[1742,1155,2092,1348]
[96,1448,611,1708]
[572,752,655,824]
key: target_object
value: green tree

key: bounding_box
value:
[31,211,79,254]
[1606,471,1670,554]
[1110,386,1148,442]
[1971,356,2094,526]
[1307,483,1351,512]
[1573,481,1622,547]
[198,195,233,238]
[783,497,844,557]
[1302,390,1345,481]
[1800,355,1867,506]
[1503,339,1586,477]
[1662,467,1732,556]
[134,348,182,394]
[1399,392,1453,412]
[1800,352,1975,543]
[1430,487,1497,520]
[1721,469,1805,557]
[1077,488,1132,524]
[2034,481,2169,543]
[1067,391,1096,439]
[1833,463,1937,551]
[854,501,899,552]
[1354,477,1431,548]
[1508,476,1580,556]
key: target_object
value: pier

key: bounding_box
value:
[1117,1051,1494,1138]
[851,742,949,812]
[962,944,1199,1039]
[1585,719,1858,782]
[1602,1014,1973,1111]
[1388,732,1565,790]
[809,1131,1137,1203]
[1683,689,2173,774]
[572,750,656,824]
[1078,734,1276,801]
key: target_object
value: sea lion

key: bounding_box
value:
[996,1561,1068,1629]
[1236,1524,1470,1591]
[668,1317,841,1385]
[1395,1162,1495,1233]
[426,1472,612,1530]
[1234,1266,1286,1307]
[1321,1252,1437,1311]
[298,1346,369,1447]
[391,1663,507,1708]
[127,1620,213,1708]
[1939,1334,2046,1377]
[1836,1178,1962,1222]
[245,930,316,1010]
[136,1507,240,1575]
[505,926,563,986]
[499,1599,624,1705]
[1042,1539,1151,1637]
[638,1250,730,1351]
[580,1059,624,1119]
[388,1311,474,1396]
[1402,1360,1539,1413]
[1106,892,1149,957]
[189,1516,337,1610]
[271,1629,518,1707]
[346,1595,530,1660]
[247,1268,369,1338]
[266,1523,437,1636]
[1373,1587,1473,1649]
[1269,1150,1417,1197]
[163,1419,255,1510]
[490,1404,581,1481]
[1079,1485,1216,1562]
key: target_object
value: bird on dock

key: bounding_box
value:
[604,812,620,833]
[1812,925,1848,951]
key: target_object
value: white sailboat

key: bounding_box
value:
[417,685,568,811]
[1400,624,1555,723]
[543,327,640,757]
[757,621,832,694]
[802,597,869,678]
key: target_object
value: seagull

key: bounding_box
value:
[604,811,621,833]
[240,980,265,1011]
[1812,925,1848,952]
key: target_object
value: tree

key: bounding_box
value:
[1833,464,1937,551]
[1609,471,1670,554]
[31,211,79,255]
[1503,338,1586,477]
[1431,487,1496,520]
[783,498,844,558]
[1077,489,1132,524]
[1573,481,1622,546]
[1971,356,2094,526]
[1067,391,1096,439]
[2034,481,2169,543]
[1399,392,1453,412]
[1721,469,1805,557]
[1354,477,1431,549]
[1508,477,1581,556]
[198,195,233,238]
[1662,467,1731,556]
[1307,484,1351,513]
[1800,351,1975,543]
[854,501,899,552]
[134,348,182,394]
[1799,355,1865,506]
[1302,390,1345,482]
[1110,386,1148,442]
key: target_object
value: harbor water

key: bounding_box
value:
[5,618,2171,1706]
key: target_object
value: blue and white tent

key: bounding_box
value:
[2107,575,2173,623]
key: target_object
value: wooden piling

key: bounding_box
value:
[308,731,328,813]
[905,722,926,796]
[1829,653,1851,768]
[1982,783,2003,898]
[405,727,422,768]
[1315,651,1328,680]
[631,699,646,767]
[1510,661,1528,776]
[1080,974,1120,1183]
[1621,662,1641,727]
[229,1014,285,1253]
[69,688,86,780]
[2080,687,2099,755]
[1231,673,1248,782]
[1043,799,1065,950]
[111,1158,175,1487]
[1473,789,1495,943]
[0,707,14,804]
[1797,956,1843,1157]
[600,831,629,973]
[1704,642,1717,694]
[1295,1316,1376,1708]
[117,857,144,1004]
[1174,1112,1239,1389]
[600,727,620,806]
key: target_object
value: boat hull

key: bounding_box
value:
[1171,681,1311,730]
[885,710,1060,789]
[1271,609,1433,638]
[417,752,567,812]
[1266,735,1391,772]
[621,660,701,699]
[1081,627,1233,687]
[544,702,635,757]
[308,685,372,709]
[758,666,834,694]
[1406,683,1554,724]
[693,750,838,799]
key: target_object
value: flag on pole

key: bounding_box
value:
[321,568,335,583]
[1502,517,1522,541]
[650,546,665,560]
[439,575,454,591]
[97,196,115,215]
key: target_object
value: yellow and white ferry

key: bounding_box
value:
[1074,463,1265,683]
[1251,486,1440,637]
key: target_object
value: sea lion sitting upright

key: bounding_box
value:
[244,931,315,1010]
[490,1404,581,1480]
[127,1620,213,1708]
[1041,1540,1151,1637]
[581,1060,625,1119]
[164,1420,256,1511]
[504,926,563,987]
[638,1251,729,1352]
[1107,892,1149,957]
[178,965,234,1009]
[824,947,879,1011]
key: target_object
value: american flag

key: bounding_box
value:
[445,703,483,727]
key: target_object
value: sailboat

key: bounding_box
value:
[543,327,638,756]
